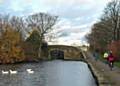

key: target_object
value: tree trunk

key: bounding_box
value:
[38,37,42,59]
[38,45,41,58]
[117,28,119,40]
[113,21,118,40]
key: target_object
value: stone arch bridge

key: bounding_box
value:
[48,45,83,60]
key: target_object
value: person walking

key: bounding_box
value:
[107,52,115,70]
[93,49,99,61]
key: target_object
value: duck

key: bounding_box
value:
[26,69,34,74]
[9,70,17,74]
[2,70,9,74]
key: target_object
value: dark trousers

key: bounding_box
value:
[108,61,114,70]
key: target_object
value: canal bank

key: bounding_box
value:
[82,51,118,86]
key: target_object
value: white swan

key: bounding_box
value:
[26,69,32,71]
[2,70,9,74]
[26,69,34,74]
[9,70,17,74]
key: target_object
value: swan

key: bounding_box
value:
[2,70,9,74]
[26,69,32,71]
[9,70,17,74]
[26,69,34,74]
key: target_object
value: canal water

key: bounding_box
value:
[0,60,97,86]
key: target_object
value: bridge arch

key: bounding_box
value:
[48,45,82,60]
[49,49,64,59]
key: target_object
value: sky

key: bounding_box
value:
[0,0,111,46]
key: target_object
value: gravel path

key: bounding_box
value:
[84,51,120,86]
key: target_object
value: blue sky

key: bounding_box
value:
[0,0,111,45]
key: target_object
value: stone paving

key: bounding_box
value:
[83,51,120,86]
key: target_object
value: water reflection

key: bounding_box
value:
[0,60,97,86]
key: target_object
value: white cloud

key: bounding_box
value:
[0,0,111,45]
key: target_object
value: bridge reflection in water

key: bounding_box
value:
[0,60,97,86]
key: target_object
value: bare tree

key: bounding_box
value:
[86,0,120,52]
[26,12,58,58]
[86,20,114,51]
[0,14,26,40]
[103,0,120,40]
[9,16,27,40]
[0,14,10,35]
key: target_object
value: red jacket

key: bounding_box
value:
[107,54,115,62]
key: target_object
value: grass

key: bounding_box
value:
[114,62,120,68]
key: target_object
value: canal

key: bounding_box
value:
[0,60,97,86]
